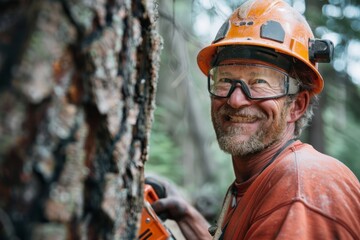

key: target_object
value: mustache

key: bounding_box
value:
[219,106,266,119]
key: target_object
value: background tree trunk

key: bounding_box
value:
[0,0,161,239]
[156,0,216,187]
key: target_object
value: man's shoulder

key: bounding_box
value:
[250,142,360,236]
[277,141,358,182]
[266,142,359,197]
[253,141,360,225]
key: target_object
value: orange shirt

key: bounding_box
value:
[221,141,360,239]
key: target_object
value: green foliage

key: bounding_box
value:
[323,79,360,178]
[324,108,360,178]
[146,107,183,184]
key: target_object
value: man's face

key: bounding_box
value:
[210,61,293,156]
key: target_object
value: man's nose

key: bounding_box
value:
[227,86,251,108]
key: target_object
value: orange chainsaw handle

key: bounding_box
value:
[138,184,171,240]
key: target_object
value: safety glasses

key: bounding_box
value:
[208,64,300,100]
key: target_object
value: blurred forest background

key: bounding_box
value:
[146,0,360,220]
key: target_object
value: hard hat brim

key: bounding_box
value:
[197,39,324,94]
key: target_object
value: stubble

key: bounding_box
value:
[212,105,289,156]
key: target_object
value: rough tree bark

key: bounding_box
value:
[0,0,162,239]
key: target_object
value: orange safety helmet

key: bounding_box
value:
[197,0,333,95]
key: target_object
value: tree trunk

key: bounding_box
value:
[156,0,216,187]
[303,0,326,152]
[0,0,161,239]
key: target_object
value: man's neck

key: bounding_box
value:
[232,132,295,183]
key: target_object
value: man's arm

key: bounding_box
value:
[145,176,212,239]
[151,196,212,240]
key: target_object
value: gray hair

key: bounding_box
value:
[287,93,318,138]
[287,65,320,138]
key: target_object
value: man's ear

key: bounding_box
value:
[287,91,310,123]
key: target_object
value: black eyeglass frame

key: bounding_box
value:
[207,64,300,100]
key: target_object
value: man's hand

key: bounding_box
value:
[151,196,188,221]
[145,177,212,240]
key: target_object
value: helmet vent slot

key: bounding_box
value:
[213,20,230,43]
[260,20,285,43]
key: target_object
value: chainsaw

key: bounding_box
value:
[138,184,176,240]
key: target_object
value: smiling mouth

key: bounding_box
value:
[227,115,259,123]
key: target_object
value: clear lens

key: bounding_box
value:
[208,64,299,99]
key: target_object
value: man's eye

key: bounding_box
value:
[253,79,268,84]
[217,78,232,83]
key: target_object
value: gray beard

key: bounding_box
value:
[215,124,269,156]
[212,106,288,157]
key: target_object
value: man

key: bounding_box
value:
[151,0,360,239]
